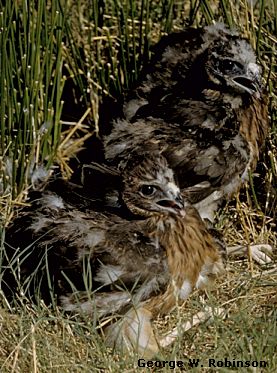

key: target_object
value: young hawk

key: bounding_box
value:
[104,23,271,263]
[3,153,224,357]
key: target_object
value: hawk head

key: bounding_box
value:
[157,23,263,98]
[203,24,262,96]
[121,153,185,217]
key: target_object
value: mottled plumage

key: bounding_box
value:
[3,154,224,357]
[105,23,269,224]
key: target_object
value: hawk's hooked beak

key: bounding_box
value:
[232,62,261,95]
[157,193,185,215]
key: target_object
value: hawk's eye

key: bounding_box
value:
[219,59,243,74]
[140,185,156,196]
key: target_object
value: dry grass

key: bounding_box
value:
[0,0,276,371]
[0,256,276,372]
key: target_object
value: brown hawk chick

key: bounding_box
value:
[3,154,224,357]
[104,23,270,263]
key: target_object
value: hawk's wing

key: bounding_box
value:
[105,117,249,205]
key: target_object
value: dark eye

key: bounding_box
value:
[140,185,156,196]
[222,59,234,70]
[218,59,243,73]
